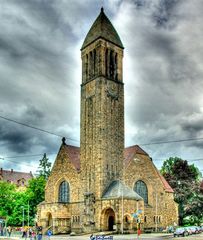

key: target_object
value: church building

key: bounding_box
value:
[37,8,178,234]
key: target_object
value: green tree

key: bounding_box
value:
[161,157,202,225]
[0,181,16,217]
[6,190,28,226]
[0,157,49,226]
[38,153,52,180]
[25,176,46,225]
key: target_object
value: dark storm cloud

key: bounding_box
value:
[181,116,203,135]
[153,0,180,28]
[114,0,203,172]
[0,124,34,154]
[0,0,87,171]
[0,0,203,172]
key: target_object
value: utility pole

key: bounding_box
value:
[121,158,125,234]
[22,206,25,228]
[28,201,30,227]
[155,191,158,232]
[121,186,124,234]
[0,157,4,168]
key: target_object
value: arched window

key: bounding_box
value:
[93,49,96,76]
[105,49,109,77]
[114,53,118,80]
[134,180,148,204]
[90,51,93,78]
[58,181,69,203]
[109,50,114,79]
[85,54,88,79]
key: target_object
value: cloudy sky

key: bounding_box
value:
[0,0,203,174]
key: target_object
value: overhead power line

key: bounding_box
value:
[3,153,57,159]
[0,115,79,142]
[1,114,203,146]
[154,158,203,162]
[140,137,203,146]
[0,158,38,168]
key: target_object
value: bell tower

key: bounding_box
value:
[80,8,124,199]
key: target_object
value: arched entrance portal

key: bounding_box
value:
[47,212,53,227]
[101,208,115,231]
[108,215,114,230]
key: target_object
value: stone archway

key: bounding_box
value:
[47,212,53,227]
[123,214,132,230]
[101,208,115,231]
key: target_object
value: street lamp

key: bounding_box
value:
[155,191,158,232]
[21,206,24,228]
[28,201,30,227]
[121,156,140,234]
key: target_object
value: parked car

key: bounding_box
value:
[174,227,189,237]
[189,226,199,234]
[196,226,202,233]
[184,227,193,235]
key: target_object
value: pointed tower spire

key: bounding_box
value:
[81,8,124,50]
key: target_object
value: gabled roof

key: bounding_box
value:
[156,170,174,193]
[124,145,174,193]
[63,144,80,171]
[81,8,124,50]
[0,168,33,185]
[59,142,174,193]
[102,180,143,200]
[124,145,149,166]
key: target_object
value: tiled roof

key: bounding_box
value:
[124,145,149,166]
[61,143,174,193]
[155,169,174,193]
[0,168,33,185]
[81,8,124,50]
[63,144,80,171]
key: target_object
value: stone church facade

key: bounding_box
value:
[37,8,178,234]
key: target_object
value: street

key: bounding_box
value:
[1,233,203,240]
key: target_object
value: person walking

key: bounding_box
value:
[37,226,42,240]
[47,229,52,240]
[7,226,12,237]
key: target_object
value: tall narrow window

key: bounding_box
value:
[109,50,114,79]
[105,49,109,77]
[114,53,118,80]
[134,180,148,204]
[90,51,93,78]
[93,49,96,76]
[85,54,88,80]
[59,181,69,203]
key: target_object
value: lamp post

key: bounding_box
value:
[21,206,25,228]
[28,201,30,227]
[155,191,158,232]
[121,186,124,234]
[121,157,140,234]
[0,157,4,171]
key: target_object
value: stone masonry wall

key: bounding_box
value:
[124,153,178,229]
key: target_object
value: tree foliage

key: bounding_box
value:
[0,155,49,226]
[38,153,52,180]
[0,181,16,217]
[26,176,46,224]
[161,157,203,225]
